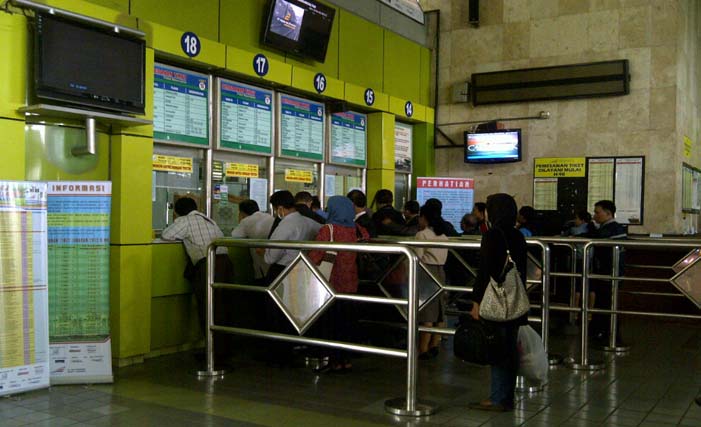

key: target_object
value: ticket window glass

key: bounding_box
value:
[212,153,269,235]
[395,173,410,210]
[273,159,320,197]
[324,165,363,205]
[152,144,205,235]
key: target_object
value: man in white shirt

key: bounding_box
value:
[161,197,232,332]
[265,190,322,283]
[231,199,274,281]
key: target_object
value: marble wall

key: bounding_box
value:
[423,0,694,234]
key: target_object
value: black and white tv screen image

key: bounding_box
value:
[270,0,305,42]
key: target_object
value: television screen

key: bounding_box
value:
[35,14,146,115]
[464,129,522,164]
[262,0,335,63]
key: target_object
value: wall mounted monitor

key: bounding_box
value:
[261,0,335,62]
[464,129,522,164]
[34,13,145,115]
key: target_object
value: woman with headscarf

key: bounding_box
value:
[309,196,369,372]
[469,193,528,412]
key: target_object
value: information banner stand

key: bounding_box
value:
[416,177,474,230]
[47,182,113,384]
[0,181,50,397]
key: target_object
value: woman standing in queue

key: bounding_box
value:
[469,193,528,412]
[309,196,369,372]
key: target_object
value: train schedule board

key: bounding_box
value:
[330,111,367,167]
[279,94,325,161]
[218,79,273,154]
[153,64,209,147]
[416,177,474,230]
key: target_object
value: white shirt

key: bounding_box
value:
[231,211,275,239]
[161,211,227,264]
[265,211,322,266]
[231,211,275,278]
[414,227,449,265]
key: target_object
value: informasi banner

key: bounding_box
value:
[0,181,50,397]
[47,182,113,384]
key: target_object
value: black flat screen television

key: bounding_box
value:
[34,13,146,115]
[464,129,522,164]
[261,0,335,63]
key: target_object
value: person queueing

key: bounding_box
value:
[472,202,489,234]
[414,203,449,360]
[309,196,370,372]
[371,189,405,236]
[469,193,527,412]
[231,199,275,284]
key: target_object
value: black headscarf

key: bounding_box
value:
[485,193,517,230]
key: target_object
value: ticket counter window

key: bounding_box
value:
[324,165,363,205]
[273,159,319,196]
[211,153,269,235]
[152,145,205,234]
[395,173,410,210]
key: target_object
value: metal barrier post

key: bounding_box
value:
[604,245,630,353]
[570,246,578,324]
[196,245,225,377]
[385,251,437,416]
[569,243,605,371]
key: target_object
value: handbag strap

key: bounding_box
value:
[494,227,516,281]
[327,224,338,255]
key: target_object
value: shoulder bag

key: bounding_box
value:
[318,224,337,280]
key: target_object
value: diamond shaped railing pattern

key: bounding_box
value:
[268,253,335,335]
[377,258,443,320]
[671,252,701,309]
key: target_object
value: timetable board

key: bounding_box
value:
[153,64,209,146]
[218,79,273,154]
[279,94,324,161]
[330,111,367,167]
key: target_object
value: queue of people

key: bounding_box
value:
[160,186,626,412]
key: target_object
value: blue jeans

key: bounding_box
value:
[489,324,519,408]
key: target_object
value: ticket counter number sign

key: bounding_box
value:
[152,155,193,173]
[284,169,313,183]
[534,157,586,178]
[225,163,259,178]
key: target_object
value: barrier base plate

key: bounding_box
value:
[193,368,226,378]
[602,345,630,354]
[568,360,605,371]
[384,398,437,417]
[548,353,564,366]
[515,376,545,393]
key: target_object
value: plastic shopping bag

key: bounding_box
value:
[517,325,548,384]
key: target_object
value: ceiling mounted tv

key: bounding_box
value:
[464,129,522,164]
[261,0,335,63]
[34,13,146,115]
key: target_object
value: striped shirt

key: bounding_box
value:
[161,211,228,264]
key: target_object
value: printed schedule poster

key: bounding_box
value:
[47,182,113,384]
[153,63,209,146]
[219,80,273,154]
[395,123,413,173]
[0,181,50,397]
[416,177,474,230]
[614,158,644,225]
[330,112,367,167]
[280,95,324,160]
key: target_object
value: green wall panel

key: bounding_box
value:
[150,295,201,351]
[131,0,219,41]
[411,123,435,198]
[40,0,136,27]
[151,243,191,297]
[383,31,421,102]
[25,124,110,181]
[85,0,129,13]
[0,119,26,180]
[0,12,27,120]
[219,0,285,62]
[338,11,383,90]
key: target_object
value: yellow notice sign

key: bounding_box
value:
[285,169,313,183]
[226,163,259,178]
[152,155,193,173]
[534,157,586,178]
[684,136,693,159]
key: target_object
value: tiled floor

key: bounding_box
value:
[1,318,700,426]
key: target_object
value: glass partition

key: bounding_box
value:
[395,173,410,210]
[324,165,363,205]
[273,158,320,196]
[211,152,269,235]
[152,144,205,234]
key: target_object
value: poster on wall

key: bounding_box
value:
[330,112,367,167]
[153,64,209,146]
[0,181,50,396]
[395,122,413,173]
[416,177,474,230]
[249,178,269,213]
[280,94,324,160]
[614,158,644,225]
[533,178,558,211]
[47,182,113,384]
[587,158,615,214]
[219,79,273,154]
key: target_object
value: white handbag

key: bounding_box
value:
[479,248,530,322]
[317,224,337,280]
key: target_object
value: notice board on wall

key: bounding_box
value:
[682,163,701,213]
[533,156,645,225]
